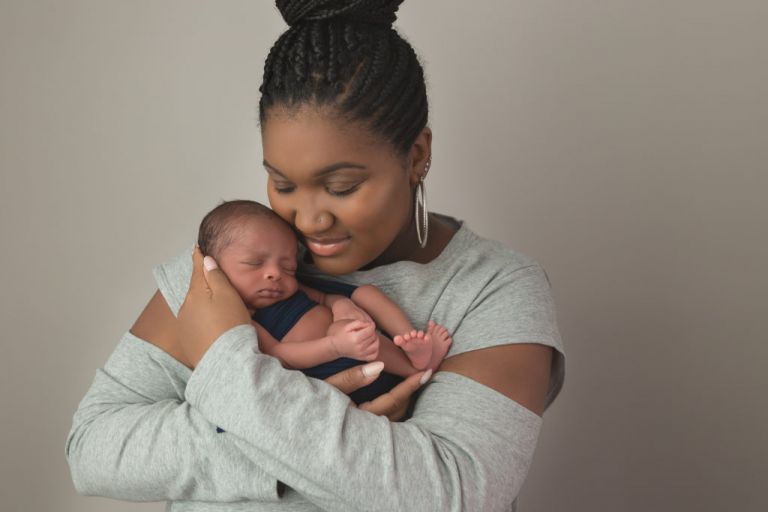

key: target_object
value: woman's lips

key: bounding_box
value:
[304,237,351,257]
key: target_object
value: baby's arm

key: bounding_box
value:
[253,307,378,368]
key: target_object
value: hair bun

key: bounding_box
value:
[276,0,404,27]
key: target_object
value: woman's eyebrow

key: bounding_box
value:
[263,159,367,178]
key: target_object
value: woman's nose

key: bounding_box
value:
[294,204,333,235]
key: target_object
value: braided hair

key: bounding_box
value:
[259,0,428,155]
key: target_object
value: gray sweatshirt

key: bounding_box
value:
[66,218,566,511]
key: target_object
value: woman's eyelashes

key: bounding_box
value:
[271,180,362,197]
[326,183,360,196]
[272,182,295,194]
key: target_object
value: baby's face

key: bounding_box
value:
[216,216,299,310]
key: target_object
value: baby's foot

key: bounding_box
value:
[426,320,453,371]
[393,330,432,370]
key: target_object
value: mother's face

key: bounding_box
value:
[261,106,427,275]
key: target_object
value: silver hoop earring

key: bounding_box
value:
[415,178,429,249]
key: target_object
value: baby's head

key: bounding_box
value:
[198,200,299,311]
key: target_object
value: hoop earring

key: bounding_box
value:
[415,159,430,248]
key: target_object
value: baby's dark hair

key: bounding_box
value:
[198,200,292,258]
[259,0,427,155]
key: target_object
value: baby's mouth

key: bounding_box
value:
[257,288,283,298]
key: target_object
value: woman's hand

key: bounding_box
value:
[176,247,252,368]
[325,363,432,421]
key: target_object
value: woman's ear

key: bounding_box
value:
[407,127,432,186]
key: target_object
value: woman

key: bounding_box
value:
[66,1,566,510]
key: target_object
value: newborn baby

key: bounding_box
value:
[197,200,453,385]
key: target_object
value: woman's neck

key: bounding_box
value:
[360,213,458,270]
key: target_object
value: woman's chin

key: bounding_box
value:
[309,255,360,276]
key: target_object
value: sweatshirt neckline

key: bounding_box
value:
[300,214,472,282]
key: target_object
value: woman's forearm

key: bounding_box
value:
[65,331,281,503]
[186,325,543,512]
[67,315,542,510]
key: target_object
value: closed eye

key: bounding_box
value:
[273,183,295,194]
[326,184,360,197]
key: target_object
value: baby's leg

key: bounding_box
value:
[392,330,432,370]
[374,334,422,377]
[376,326,453,376]
[325,298,416,375]
[426,320,453,371]
[351,285,432,369]
[350,285,414,338]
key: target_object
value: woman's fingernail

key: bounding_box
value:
[361,361,384,378]
[419,369,433,385]
[203,255,218,271]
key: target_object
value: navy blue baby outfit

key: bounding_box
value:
[251,278,403,405]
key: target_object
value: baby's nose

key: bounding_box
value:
[264,265,281,280]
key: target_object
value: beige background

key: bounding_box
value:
[1,1,766,511]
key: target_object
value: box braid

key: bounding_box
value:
[259,0,428,155]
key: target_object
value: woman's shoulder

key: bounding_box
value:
[438,219,566,410]
[439,217,545,277]
[151,244,194,316]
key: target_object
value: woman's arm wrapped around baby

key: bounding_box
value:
[66,247,550,510]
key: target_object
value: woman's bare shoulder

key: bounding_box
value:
[439,343,553,417]
[130,290,190,367]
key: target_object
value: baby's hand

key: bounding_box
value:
[330,320,379,361]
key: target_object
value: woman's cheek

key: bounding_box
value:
[352,191,408,257]
[356,179,408,225]
[267,193,290,224]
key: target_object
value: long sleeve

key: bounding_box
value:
[65,331,281,503]
[103,230,564,511]
[184,324,544,512]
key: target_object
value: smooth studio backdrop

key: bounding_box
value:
[1,1,766,511]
